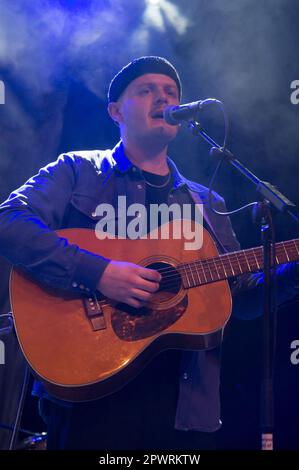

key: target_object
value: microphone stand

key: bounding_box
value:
[0,313,30,450]
[188,119,299,450]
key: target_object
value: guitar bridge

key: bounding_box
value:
[83,293,106,331]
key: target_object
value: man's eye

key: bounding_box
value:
[140,88,150,95]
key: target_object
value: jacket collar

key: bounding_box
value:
[110,140,206,195]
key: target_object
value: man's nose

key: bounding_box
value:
[154,89,169,104]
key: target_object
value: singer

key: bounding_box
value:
[0,56,298,450]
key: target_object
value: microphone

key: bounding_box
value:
[163,98,218,125]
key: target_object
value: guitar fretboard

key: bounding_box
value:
[178,239,299,288]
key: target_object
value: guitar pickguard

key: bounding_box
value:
[111,294,188,341]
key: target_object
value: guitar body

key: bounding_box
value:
[10,220,232,401]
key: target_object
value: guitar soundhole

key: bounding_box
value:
[111,261,187,341]
[148,261,181,297]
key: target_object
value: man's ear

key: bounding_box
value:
[107,102,122,125]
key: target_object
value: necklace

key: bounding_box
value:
[143,171,171,189]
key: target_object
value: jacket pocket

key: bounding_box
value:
[63,195,102,229]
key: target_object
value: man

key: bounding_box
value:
[0,56,298,450]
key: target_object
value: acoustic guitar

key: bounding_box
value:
[10,219,298,401]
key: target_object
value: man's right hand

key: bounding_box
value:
[97,260,161,308]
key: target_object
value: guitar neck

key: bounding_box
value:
[179,238,299,289]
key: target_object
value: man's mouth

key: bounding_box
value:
[151,110,165,119]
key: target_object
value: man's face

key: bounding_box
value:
[109,73,180,146]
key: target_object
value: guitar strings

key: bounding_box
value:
[138,241,298,278]
[105,242,298,290]
[95,242,298,308]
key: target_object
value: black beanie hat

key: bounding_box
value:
[108,56,182,102]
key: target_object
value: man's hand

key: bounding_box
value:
[97,260,161,308]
